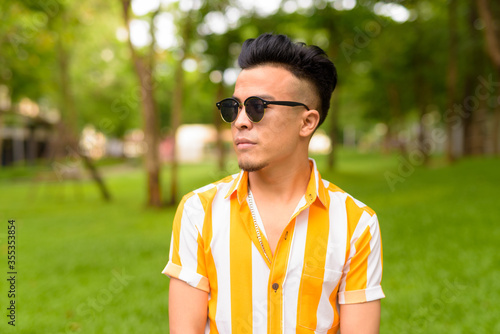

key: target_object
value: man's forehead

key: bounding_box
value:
[234,66,315,105]
[234,66,302,91]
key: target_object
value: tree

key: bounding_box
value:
[461,2,488,156]
[52,7,111,201]
[120,0,162,207]
[476,0,500,154]
[446,0,459,162]
[1,0,111,200]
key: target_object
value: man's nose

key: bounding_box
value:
[233,106,253,129]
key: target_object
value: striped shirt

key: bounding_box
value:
[163,159,384,333]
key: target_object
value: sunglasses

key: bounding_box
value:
[216,96,310,123]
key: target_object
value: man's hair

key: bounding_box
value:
[238,33,337,127]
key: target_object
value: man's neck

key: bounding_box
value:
[247,156,311,205]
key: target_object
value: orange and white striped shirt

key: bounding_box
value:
[163,159,384,333]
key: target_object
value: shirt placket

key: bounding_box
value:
[267,193,316,333]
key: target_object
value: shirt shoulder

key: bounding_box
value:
[181,173,238,208]
[321,178,376,217]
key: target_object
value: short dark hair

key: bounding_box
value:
[238,33,337,128]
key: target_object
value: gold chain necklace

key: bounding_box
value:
[247,190,271,264]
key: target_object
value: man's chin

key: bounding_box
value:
[238,159,268,172]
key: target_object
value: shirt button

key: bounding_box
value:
[272,283,279,291]
[308,194,313,201]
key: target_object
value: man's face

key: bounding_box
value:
[231,65,315,172]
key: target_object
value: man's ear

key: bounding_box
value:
[299,109,320,138]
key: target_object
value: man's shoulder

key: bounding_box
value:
[321,178,376,217]
[180,173,239,205]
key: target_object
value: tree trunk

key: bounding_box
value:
[493,94,500,154]
[476,0,500,68]
[473,98,488,155]
[414,70,430,165]
[446,0,459,162]
[387,84,407,156]
[169,55,183,206]
[78,150,112,200]
[140,65,162,207]
[27,125,36,165]
[168,13,193,205]
[416,104,429,165]
[215,82,225,171]
[0,111,3,166]
[412,17,431,166]
[0,85,9,166]
[476,0,500,155]
[326,23,340,170]
[327,88,339,169]
[56,14,111,201]
[121,0,161,207]
[463,2,487,156]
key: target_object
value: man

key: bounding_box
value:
[163,33,384,333]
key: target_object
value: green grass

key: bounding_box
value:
[0,151,499,333]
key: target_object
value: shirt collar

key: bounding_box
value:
[224,158,328,207]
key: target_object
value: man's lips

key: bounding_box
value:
[234,138,256,149]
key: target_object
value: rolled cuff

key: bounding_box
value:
[338,285,385,304]
[162,262,210,293]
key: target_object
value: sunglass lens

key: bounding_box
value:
[245,98,265,122]
[220,100,238,123]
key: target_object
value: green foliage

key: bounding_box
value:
[0,3,437,128]
[0,1,57,101]
[1,0,497,152]
[0,152,499,333]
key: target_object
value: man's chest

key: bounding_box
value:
[206,202,349,276]
[204,205,348,333]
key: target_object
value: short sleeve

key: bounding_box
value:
[162,194,209,292]
[338,213,384,304]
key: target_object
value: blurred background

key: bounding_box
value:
[0,0,499,333]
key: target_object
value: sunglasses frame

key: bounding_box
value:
[216,96,310,123]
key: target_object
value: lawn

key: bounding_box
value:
[0,151,499,333]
